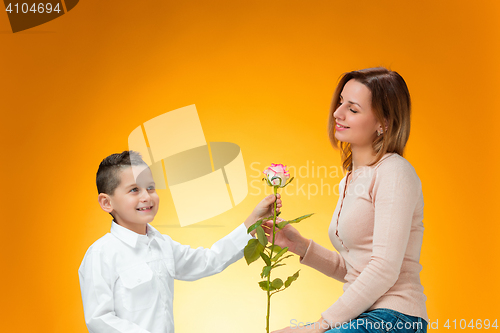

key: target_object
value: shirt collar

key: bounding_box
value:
[110,220,164,248]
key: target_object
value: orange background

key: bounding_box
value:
[1,0,499,332]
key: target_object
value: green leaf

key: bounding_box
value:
[271,278,284,289]
[271,247,289,262]
[281,177,294,188]
[272,263,286,269]
[246,215,275,234]
[256,226,268,246]
[269,244,282,254]
[244,239,264,265]
[259,280,276,291]
[260,252,271,266]
[277,213,315,229]
[261,265,272,278]
[262,177,273,187]
[284,270,300,288]
[247,219,263,234]
[274,254,293,265]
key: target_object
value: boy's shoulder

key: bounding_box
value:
[81,224,176,259]
[86,232,115,250]
[81,231,124,261]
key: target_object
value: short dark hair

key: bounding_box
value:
[96,150,148,196]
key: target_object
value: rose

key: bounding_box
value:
[246,163,311,333]
[263,163,291,187]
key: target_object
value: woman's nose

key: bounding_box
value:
[333,105,344,119]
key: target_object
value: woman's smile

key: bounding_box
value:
[336,123,350,130]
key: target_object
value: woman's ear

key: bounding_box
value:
[381,118,388,131]
[98,193,113,213]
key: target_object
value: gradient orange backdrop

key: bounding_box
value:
[1,1,499,332]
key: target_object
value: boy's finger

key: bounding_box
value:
[266,194,277,201]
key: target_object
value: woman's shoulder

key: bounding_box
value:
[376,152,416,172]
[374,153,421,186]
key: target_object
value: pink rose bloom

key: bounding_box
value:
[263,163,290,187]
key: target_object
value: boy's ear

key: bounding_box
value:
[98,193,113,213]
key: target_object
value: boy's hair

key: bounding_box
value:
[96,150,148,196]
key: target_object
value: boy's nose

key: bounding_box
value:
[140,190,151,201]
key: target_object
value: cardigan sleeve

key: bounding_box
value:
[300,239,348,283]
[320,160,422,326]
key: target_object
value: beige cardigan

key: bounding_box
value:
[300,152,428,325]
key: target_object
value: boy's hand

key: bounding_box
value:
[244,194,282,235]
[253,193,282,220]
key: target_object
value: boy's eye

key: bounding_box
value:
[130,187,138,192]
[148,186,155,191]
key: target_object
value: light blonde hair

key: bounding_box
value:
[328,67,412,172]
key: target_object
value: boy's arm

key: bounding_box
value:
[170,194,279,280]
[170,221,254,281]
[78,249,151,333]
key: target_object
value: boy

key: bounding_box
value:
[78,150,281,333]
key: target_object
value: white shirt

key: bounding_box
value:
[78,221,253,333]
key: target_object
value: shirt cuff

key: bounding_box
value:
[228,223,255,250]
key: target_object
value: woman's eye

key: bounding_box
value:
[350,109,358,113]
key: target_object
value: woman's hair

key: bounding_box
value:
[328,67,412,172]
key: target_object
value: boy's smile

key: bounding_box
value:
[99,165,159,234]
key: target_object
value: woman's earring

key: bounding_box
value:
[377,130,383,136]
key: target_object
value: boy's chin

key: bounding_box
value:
[139,215,156,223]
[144,213,157,223]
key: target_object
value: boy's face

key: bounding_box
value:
[101,165,159,234]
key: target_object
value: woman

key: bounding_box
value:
[268,67,428,333]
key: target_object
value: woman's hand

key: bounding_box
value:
[262,219,310,257]
[272,318,330,333]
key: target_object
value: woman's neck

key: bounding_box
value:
[351,146,377,172]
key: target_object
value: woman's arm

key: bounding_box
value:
[320,160,422,327]
[262,222,348,283]
[300,239,348,283]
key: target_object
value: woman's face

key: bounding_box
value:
[333,79,383,148]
